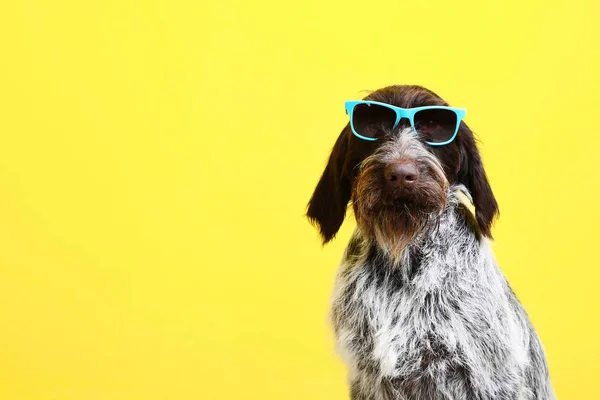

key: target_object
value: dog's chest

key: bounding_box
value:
[330,240,524,383]
[332,261,453,378]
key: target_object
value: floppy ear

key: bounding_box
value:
[306,127,352,244]
[457,126,499,239]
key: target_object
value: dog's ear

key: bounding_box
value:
[306,126,352,244]
[457,126,499,239]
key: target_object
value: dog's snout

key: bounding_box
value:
[384,161,419,189]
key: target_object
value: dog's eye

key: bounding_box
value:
[360,124,390,140]
[416,120,440,133]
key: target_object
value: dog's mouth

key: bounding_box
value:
[380,191,442,213]
[352,176,447,261]
[379,201,443,230]
[381,191,413,206]
[381,192,420,211]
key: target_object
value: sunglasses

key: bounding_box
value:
[345,100,466,146]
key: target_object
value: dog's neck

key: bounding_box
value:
[347,185,485,277]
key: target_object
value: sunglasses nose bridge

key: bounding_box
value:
[392,115,412,129]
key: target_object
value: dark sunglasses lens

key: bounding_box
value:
[352,103,397,139]
[414,109,458,144]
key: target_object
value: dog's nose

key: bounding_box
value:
[384,161,419,189]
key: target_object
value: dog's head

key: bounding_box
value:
[307,85,498,256]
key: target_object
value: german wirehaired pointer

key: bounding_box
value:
[307,85,555,399]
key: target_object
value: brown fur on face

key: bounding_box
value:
[352,131,449,259]
[307,85,498,249]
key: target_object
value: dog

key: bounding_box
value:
[306,85,555,399]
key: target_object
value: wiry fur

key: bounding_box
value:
[332,187,554,399]
[353,131,449,261]
[307,85,555,399]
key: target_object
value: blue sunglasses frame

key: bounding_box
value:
[345,100,467,146]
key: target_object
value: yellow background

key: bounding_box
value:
[0,0,599,399]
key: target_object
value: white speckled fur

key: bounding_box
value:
[330,188,555,400]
